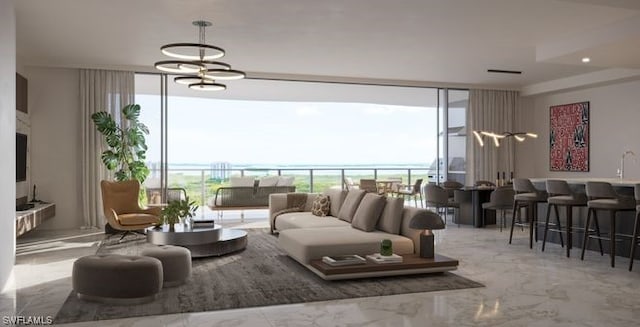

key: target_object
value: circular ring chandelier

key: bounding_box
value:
[154,20,245,91]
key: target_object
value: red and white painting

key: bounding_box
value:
[549,102,589,172]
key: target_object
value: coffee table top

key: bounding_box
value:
[146,224,223,246]
[309,254,458,277]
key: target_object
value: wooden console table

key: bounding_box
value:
[308,254,458,280]
[16,203,55,237]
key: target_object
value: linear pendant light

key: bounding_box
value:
[154,20,245,91]
[472,131,538,147]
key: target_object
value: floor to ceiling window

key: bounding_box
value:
[135,74,467,216]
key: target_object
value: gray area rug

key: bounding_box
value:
[55,228,483,324]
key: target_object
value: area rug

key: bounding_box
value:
[55,229,483,323]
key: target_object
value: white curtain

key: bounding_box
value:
[466,89,519,185]
[80,70,135,228]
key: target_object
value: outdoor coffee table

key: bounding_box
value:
[308,254,458,280]
[146,224,247,258]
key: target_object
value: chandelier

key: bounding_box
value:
[472,131,538,147]
[154,20,245,91]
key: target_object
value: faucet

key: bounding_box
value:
[618,150,636,179]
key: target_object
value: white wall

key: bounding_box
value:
[23,67,82,229]
[516,78,640,179]
[0,0,17,290]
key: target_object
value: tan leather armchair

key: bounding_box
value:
[100,180,161,238]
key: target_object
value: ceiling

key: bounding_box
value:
[15,0,640,90]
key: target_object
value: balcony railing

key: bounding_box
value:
[145,166,454,208]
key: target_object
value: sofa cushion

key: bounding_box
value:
[311,194,331,217]
[230,176,255,187]
[351,193,386,232]
[277,176,295,186]
[258,176,280,187]
[336,189,366,222]
[275,212,350,231]
[323,188,347,217]
[278,227,414,263]
[377,196,404,234]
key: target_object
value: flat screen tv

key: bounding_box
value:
[16,133,27,182]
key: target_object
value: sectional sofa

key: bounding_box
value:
[269,188,428,265]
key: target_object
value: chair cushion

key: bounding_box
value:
[230,176,255,187]
[118,213,160,226]
[276,176,295,186]
[548,194,587,206]
[377,197,404,234]
[311,194,331,217]
[588,197,636,210]
[351,193,386,232]
[337,189,366,222]
[278,227,414,263]
[258,176,280,187]
[275,212,350,231]
[514,192,547,202]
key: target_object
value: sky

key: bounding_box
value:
[136,95,465,166]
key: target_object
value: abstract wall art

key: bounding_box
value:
[549,101,589,172]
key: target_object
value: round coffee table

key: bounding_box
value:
[146,224,247,258]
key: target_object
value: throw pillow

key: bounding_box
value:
[351,193,386,232]
[258,176,279,187]
[323,188,347,217]
[229,176,255,187]
[376,196,404,234]
[311,194,331,217]
[336,189,366,222]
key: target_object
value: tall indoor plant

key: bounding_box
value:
[91,104,150,183]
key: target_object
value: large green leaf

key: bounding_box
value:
[122,104,141,121]
[91,112,117,135]
[101,151,119,170]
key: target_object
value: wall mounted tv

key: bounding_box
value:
[16,133,27,182]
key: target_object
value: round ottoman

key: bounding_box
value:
[72,254,163,304]
[141,245,192,287]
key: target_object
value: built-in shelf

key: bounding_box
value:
[16,203,55,237]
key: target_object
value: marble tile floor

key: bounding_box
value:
[2,221,639,326]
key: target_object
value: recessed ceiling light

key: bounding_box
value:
[581,57,591,63]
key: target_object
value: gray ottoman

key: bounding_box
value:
[141,245,192,287]
[72,254,163,304]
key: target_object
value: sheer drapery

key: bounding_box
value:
[466,89,519,185]
[80,70,135,228]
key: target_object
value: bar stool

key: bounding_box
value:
[482,186,515,232]
[580,181,635,268]
[628,184,640,271]
[542,180,587,257]
[509,178,548,249]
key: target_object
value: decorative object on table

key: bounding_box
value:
[409,210,446,258]
[160,197,199,231]
[549,101,589,172]
[321,254,366,266]
[91,104,150,183]
[366,253,403,264]
[472,130,538,147]
[154,20,245,91]
[191,219,215,227]
[380,239,393,256]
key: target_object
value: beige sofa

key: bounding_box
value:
[269,188,427,265]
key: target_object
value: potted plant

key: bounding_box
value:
[91,104,150,183]
[160,198,199,231]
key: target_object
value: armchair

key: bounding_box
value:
[100,180,161,240]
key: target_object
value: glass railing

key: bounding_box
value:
[145,166,445,209]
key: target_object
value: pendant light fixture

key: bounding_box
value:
[472,131,538,147]
[154,20,245,91]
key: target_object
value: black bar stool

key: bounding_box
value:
[629,184,640,271]
[542,180,587,257]
[509,178,548,249]
[581,181,635,268]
